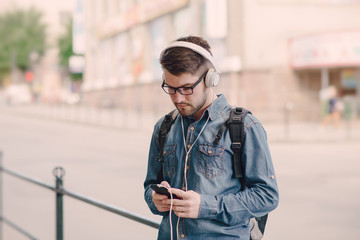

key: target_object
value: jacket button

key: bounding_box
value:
[181,234,185,238]
[163,150,166,155]
[187,145,191,149]
[208,150,212,154]
[190,127,195,131]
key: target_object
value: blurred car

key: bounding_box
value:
[5,84,32,105]
[60,89,80,105]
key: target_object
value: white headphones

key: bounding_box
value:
[161,41,221,88]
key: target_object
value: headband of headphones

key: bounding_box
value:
[160,41,220,74]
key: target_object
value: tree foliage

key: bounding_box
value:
[57,17,83,81]
[58,18,73,68]
[0,7,47,73]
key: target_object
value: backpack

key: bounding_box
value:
[156,107,268,240]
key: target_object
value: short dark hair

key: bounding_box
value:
[160,36,212,76]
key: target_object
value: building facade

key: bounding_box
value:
[81,0,360,122]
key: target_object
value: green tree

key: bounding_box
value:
[0,7,47,76]
[57,17,83,81]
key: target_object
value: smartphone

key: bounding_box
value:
[150,184,182,199]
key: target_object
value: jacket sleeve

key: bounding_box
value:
[198,120,279,225]
[143,123,168,216]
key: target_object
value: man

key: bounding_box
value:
[144,36,279,240]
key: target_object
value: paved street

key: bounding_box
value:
[0,110,160,239]
[0,105,359,239]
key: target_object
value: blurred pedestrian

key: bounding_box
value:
[321,86,344,128]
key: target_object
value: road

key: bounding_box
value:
[0,109,359,239]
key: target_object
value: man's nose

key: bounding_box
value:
[172,90,185,103]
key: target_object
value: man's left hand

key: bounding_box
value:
[165,188,201,218]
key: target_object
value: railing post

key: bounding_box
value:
[0,151,3,240]
[53,167,65,240]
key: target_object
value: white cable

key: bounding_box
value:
[181,92,215,191]
[176,217,181,240]
[164,186,174,240]
[176,92,215,238]
[181,116,209,191]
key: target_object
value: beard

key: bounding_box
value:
[174,94,208,118]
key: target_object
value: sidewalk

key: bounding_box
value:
[1,103,359,143]
[264,120,360,143]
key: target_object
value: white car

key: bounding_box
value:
[5,84,32,105]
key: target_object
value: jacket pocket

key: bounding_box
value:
[198,144,225,179]
[162,144,176,177]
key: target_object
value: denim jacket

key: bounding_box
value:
[144,95,279,240]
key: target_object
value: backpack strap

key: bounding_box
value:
[156,109,178,162]
[227,107,251,182]
[155,109,178,183]
[213,106,251,181]
[228,107,269,239]
[214,107,269,239]
[213,123,227,145]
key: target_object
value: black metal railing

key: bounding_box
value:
[0,151,160,240]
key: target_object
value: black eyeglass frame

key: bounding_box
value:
[161,71,208,95]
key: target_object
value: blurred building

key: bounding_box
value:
[81,0,360,122]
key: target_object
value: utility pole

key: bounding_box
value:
[10,50,17,84]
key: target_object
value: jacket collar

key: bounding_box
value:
[202,94,228,121]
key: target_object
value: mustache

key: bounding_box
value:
[175,102,190,107]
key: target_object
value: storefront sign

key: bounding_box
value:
[341,69,359,89]
[260,0,360,4]
[288,31,360,69]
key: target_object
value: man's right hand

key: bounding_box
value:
[152,181,172,212]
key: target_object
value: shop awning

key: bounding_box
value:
[288,31,360,69]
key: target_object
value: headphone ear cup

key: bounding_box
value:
[204,68,220,88]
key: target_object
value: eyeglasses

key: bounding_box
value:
[161,71,207,95]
